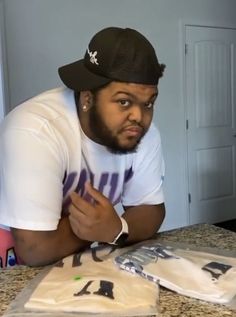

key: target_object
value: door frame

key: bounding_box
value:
[180,20,236,224]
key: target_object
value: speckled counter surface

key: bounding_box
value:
[1,224,236,317]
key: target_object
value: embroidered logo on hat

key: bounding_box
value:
[87,48,99,65]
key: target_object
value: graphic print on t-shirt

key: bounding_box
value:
[62,166,134,213]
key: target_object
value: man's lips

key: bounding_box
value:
[121,126,143,137]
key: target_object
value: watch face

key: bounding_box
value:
[115,232,129,246]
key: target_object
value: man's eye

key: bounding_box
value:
[119,100,131,107]
[144,102,154,109]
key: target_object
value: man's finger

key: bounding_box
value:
[69,204,87,222]
[85,182,107,205]
[70,192,93,215]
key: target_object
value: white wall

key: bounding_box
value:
[0,0,6,121]
[0,69,4,122]
[0,59,5,121]
[2,0,236,230]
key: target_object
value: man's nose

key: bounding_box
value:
[128,105,142,123]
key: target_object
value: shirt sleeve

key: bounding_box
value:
[0,124,66,231]
[121,124,165,206]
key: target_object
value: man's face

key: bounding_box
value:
[88,82,158,154]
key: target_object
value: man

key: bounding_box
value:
[0,27,166,268]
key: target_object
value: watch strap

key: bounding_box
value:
[109,216,129,245]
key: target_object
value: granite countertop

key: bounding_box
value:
[1,223,236,317]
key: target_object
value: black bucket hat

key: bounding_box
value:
[58,27,165,91]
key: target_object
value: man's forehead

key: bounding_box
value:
[106,81,158,97]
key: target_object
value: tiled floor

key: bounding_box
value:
[214,219,236,232]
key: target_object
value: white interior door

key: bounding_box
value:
[186,25,236,224]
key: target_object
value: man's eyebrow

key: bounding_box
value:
[112,91,158,100]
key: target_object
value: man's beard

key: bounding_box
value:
[88,105,146,154]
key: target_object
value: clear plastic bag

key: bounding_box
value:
[3,244,160,317]
[115,240,236,309]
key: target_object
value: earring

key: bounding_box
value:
[82,105,87,111]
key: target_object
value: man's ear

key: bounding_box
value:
[80,91,93,112]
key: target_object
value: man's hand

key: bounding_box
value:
[69,182,121,243]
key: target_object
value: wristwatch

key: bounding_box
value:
[109,216,129,246]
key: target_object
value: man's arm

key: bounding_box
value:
[122,203,165,243]
[68,182,165,246]
[11,216,91,267]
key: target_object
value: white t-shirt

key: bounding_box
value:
[0,87,164,266]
